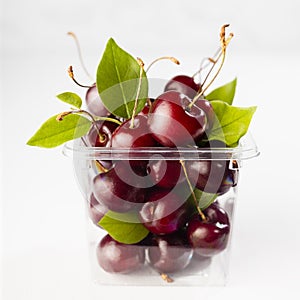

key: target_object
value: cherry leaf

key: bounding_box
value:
[99,211,149,245]
[96,38,148,119]
[27,114,91,148]
[56,92,82,109]
[209,100,257,147]
[193,189,218,209]
[206,78,237,105]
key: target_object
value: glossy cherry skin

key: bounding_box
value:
[86,120,119,147]
[194,99,215,132]
[111,115,157,175]
[164,75,201,99]
[85,84,109,117]
[186,159,238,195]
[187,203,230,257]
[147,232,193,273]
[96,234,145,273]
[92,162,146,213]
[87,193,108,226]
[148,91,207,147]
[111,115,157,148]
[139,189,189,235]
[147,160,185,189]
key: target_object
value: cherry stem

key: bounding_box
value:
[80,137,108,173]
[130,58,145,129]
[192,47,222,81]
[188,24,234,109]
[95,160,108,173]
[68,66,93,88]
[145,56,180,73]
[147,98,153,111]
[56,109,104,141]
[95,116,122,126]
[67,32,94,81]
[160,273,174,283]
[179,160,206,221]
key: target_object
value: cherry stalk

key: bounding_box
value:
[188,24,234,109]
[67,31,94,81]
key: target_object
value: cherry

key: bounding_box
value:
[193,99,215,132]
[111,115,157,175]
[86,120,119,147]
[147,160,185,189]
[111,115,157,148]
[148,91,207,147]
[186,159,238,195]
[164,75,201,99]
[147,232,193,273]
[87,193,108,226]
[85,84,109,117]
[187,203,230,257]
[96,234,145,273]
[92,162,146,213]
[138,189,189,235]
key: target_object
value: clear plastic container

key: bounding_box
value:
[63,133,259,286]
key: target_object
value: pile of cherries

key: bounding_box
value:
[82,74,237,277]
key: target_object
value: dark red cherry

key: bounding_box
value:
[111,115,157,175]
[164,75,201,99]
[194,99,215,132]
[186,159,238,195]
[147,160,185,189]
[139,189,189,235]
[96,234,145,273]
[148,91,207,147]
[148,232,193,273]
[87,193,108,226]
[111,115,157,148]
[92,162,146,213]
[86,120,119,147]
[187,203,230,257]
[85,84,109,117]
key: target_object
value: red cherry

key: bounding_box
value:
[87,193,108,226]
[92,162,146,213]
[139,189,189,235]
[147,160,185,189]
[147,232,193,273]
[164,75,201,99]
[194,99,215,131]
[186,159,238,195]
[111,115,157,148]
[96,235,145,273]
[85,84,109,117]
[86,120,119,147]
[148,91,207,147]
[187,203,230,257]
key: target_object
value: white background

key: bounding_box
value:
[1,0,300,299]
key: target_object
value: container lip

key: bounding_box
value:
[63,133,260,161]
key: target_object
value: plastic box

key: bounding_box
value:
[63,133,259,286]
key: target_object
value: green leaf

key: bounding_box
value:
[99,211,149,244]
[193,189,217,210]
[209,100,257,147]
[206,78,237,105]
[96,38,148,118]
[56,92,82,109]
[27,114,91,148]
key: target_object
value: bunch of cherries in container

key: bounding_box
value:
[80,28,236,281]
[28,25,253,282]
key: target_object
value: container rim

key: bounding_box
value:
[63,133,259,161]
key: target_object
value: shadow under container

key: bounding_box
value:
[63,134,259,286]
